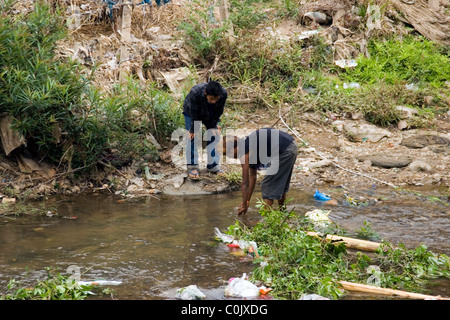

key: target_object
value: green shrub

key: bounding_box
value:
[229,0,268,30]
[178,0,230,58]
[0,0,107,168]
[89,77,183,161]
[224,203,450,299]
[1,268,93,300]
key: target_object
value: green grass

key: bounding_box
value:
[342,36,450,88]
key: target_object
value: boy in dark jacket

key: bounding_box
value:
[183,80,227,180]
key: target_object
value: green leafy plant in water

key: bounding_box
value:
[224,202,450,299]
[1,268,93,300]
[356,221,381,242]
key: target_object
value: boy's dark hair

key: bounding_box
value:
[205,80,223,97]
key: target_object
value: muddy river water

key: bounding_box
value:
[0,186,449,299]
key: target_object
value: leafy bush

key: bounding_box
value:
[225,203,450,299]
[0,1,184,170]
[1,268,93,300]
[91,78,183,161]
[0,0,107,168]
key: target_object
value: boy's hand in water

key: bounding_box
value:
[237,202,248,215]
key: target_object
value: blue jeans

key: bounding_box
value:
[184,114,220,172]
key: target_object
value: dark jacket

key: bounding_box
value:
[182,83,227,133]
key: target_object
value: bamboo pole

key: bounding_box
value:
[306,231,382,252]
[338,281,450,300]
[119,2,132,83]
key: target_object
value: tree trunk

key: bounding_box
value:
[338,281,450,300]
[306,231,382,252]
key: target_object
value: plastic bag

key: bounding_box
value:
[334,59,358,68]
[224,274,260,298]
[215,227,259,257]
[305,209,332,229]
[299,293,329,300]
[214,227,234,243]
[314,190,331,201]
[176,285,206,300]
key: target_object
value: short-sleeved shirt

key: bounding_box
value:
[239,128,295,170]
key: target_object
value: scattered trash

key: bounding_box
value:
[298,293,330,300]
[228,248,247,257]
[344,194,359,206]
[259,287,272,295]
[46,210,57,217]
[62,216,78,220]
[1,197,16,204]
[302,85,317,94]
[313,190,331,201]
[405,83,419,91]
[305,209,332,229]
[303,12,331,24]
[334,59,358,68]
[298,30,319,40]
[224,274,260,298]
[144,166,151,180]
[343,82,360,89]
[215,227,259,257]
[214,227,234,243]
[176,285,206,300]
[78,280,122,286]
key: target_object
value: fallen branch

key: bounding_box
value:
[306,231,382,252]
[338,280,450,300]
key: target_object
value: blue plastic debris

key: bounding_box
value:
[154,0,172,6]
[102,0,117,21]
[314,190,331,201]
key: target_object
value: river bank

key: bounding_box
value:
[1,108,449,210]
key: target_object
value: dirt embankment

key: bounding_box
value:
[2,107,449,203]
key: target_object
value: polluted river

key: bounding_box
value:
[0,186,449,300]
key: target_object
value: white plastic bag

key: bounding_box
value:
[299,293,330,300]
[77,280,122,286]
[214,227,234,243]
[176,285,206,300]
[224,274,260,298]
[305,209,332,229]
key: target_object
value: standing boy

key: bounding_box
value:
[183,80,227,180]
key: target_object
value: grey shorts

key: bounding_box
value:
[261,141,298,200]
